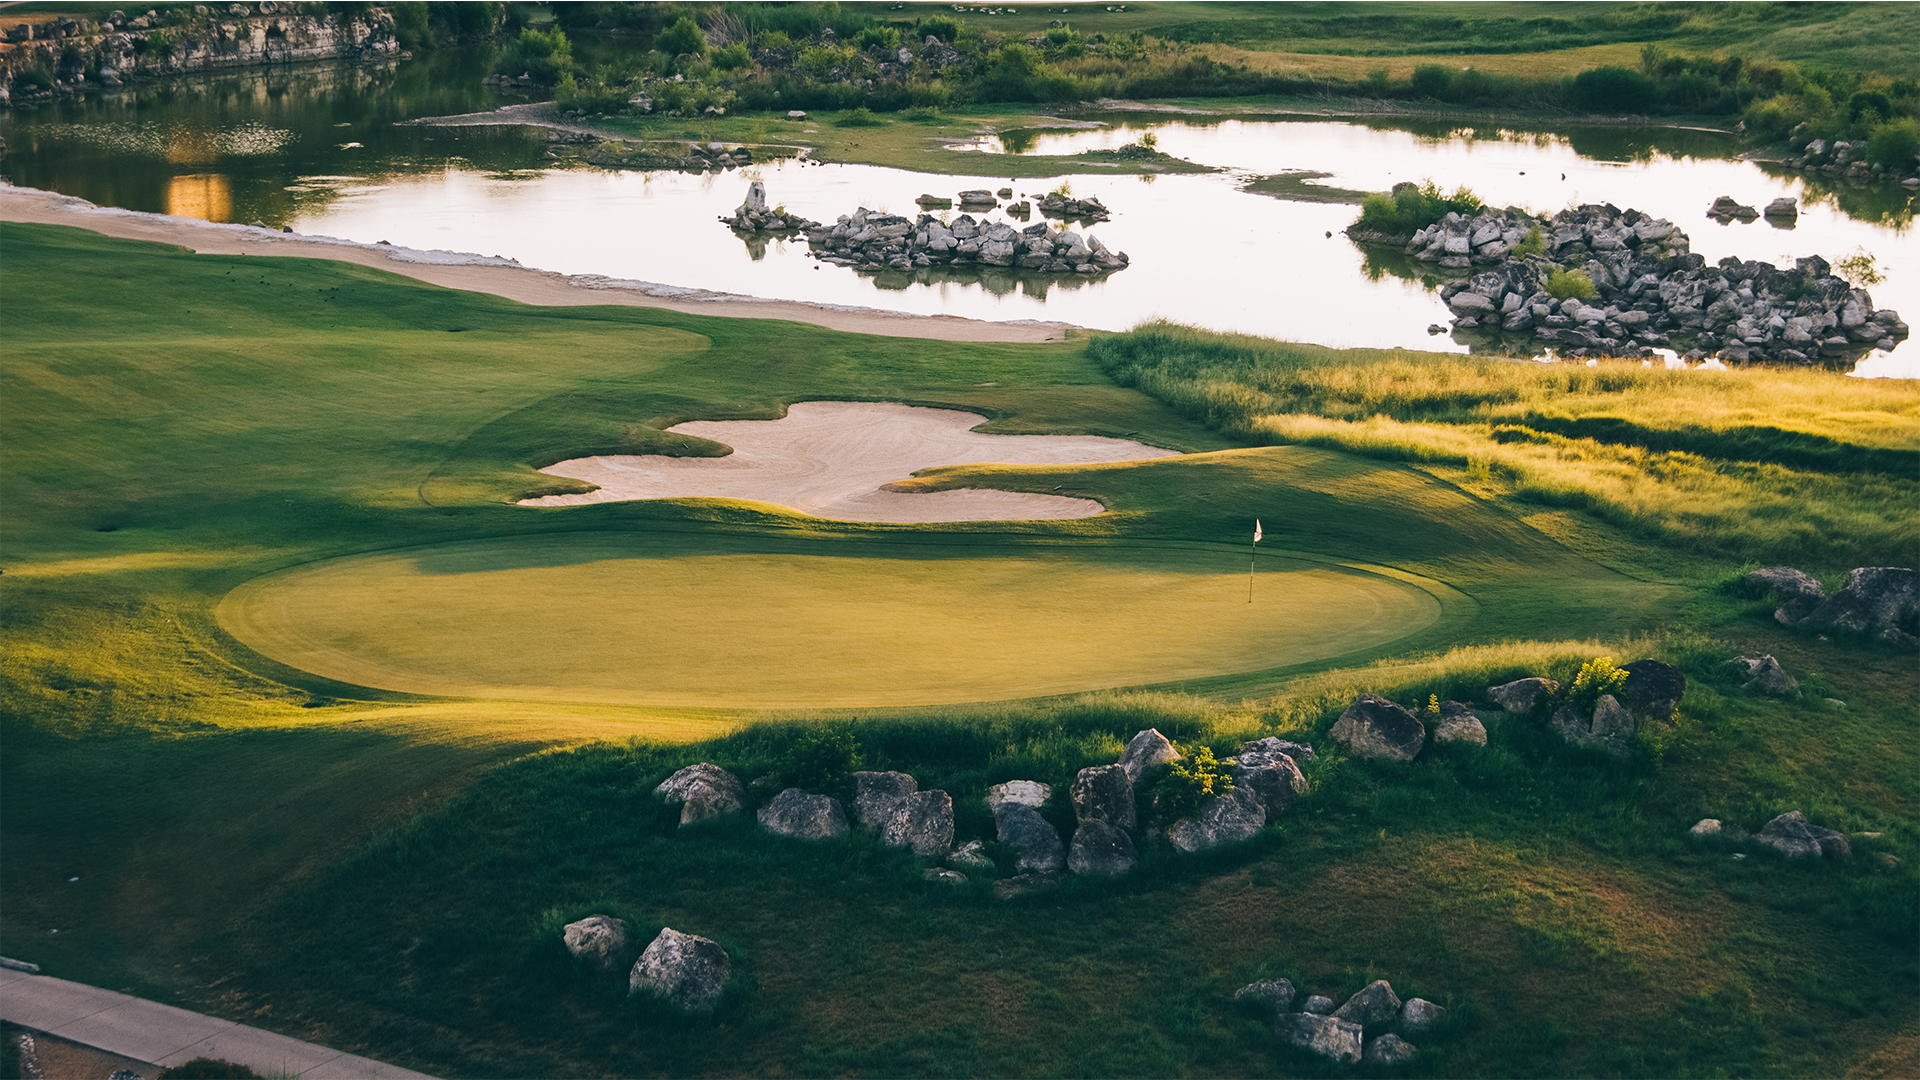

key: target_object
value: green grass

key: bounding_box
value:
[1,222,1914,1077]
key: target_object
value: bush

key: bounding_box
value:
[854,26,900,51]
[712,42,751,71]
[1356,180,1484,236]
[1512,224,1546,258]
[916,14,962,44]
[1154,745,1233,820]
[1570,66,1660,114]
[1847,90,1894,125]
[836,106,883,126]
[1409,63,1452,99]
[1567,656,1629,712]
[494,26,572,83]
[777,726,863,792]
[1866,117,1919,169]
[1546,268,1598,301]
[654,15,706,59]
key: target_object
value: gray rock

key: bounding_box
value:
[1118,728,1181,782]
[1550,694,1636,757]
[994,801,1065,874]
[1070,764,1135,829]
[1237,736,1316,768]
[1329,694,1426,762]
[1401,997,1445,1034]
[1303,994,1335,1014]
[562,915,629,973]
[1168,786,1266,852]
[1067,820,1137,876]
[993,871,1062,899]
[1745,566,1824,600]
[986,779,1051,810]
[1487,677,1558,713]
[1619,659,1686,725]
[1365,1034,1418,1064]
[948,839,996,872]
[757,788,849,840]
[1734,654,1797,696]
[1332,979,1402,1027]
[1755,810,1851,859]
[1798,567,1919,643]
[1276,1012,1363,1063]
[743,179,768,212]
[852,770,918,830]
[1434,713,1487,745]
[879,789,954,857]
[924,868,967,886]
[629,927,729,1013]
[1228,760,1299,817]
[1690,818,1722,836]
[655,763,745,826]
[1234,978,1296,1015]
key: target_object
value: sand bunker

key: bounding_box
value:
[519,401,1180,522]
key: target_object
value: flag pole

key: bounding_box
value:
[1248,519,1261,603]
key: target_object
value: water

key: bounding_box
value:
[5,52,1914,377]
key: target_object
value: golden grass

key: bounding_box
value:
[1192,41,1649,83]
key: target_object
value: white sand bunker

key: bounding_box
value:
[519,401,1180,522]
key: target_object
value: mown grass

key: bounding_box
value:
[1088,321,1920,569]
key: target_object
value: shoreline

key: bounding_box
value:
[0,184,1073,344]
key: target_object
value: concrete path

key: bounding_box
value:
[0,967,436,1078]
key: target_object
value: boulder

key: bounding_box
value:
[994,801,1065,874]
[1365,1034,1418,1065]
[1167,786,1266,853]
[1331,979,1402,1028]
[879,789,955,857]
[562,915,629,973]
[1118,728,1181,782]
[1069,764,1135,829]
[1237,736,1316,767]
[1066,820,1137,877]
[1755,810,1851,859]
[1276,1013,1363,1064]
[1690,818,1723,836]
[1796,567,1918,643]
[1401,997,1445,1034]
[1550,694,1636,758]
[629,927,729,1013]
[655,763,745,826]
[1434,712,1487,746]
[1618,660,1686,725]
[1746,566,1823,598]
[1733,654,1797,696]
[1302,995,1335,1014]
[743,179,768,212]
[1329,694,1426,762]
[852,770,918,830]
[757,788,849,840]
[986,780,1051,810]
[948,839,996,872]
[1228,760,1299,817]
[1487,677,1557,713]
[1763,197,1798,219]
[1234,978,1296,1015]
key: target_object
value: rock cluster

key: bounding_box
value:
[1779,124,1920,188]
[1243,977,1445,1066]
[804,207,1130,275]
[851,771,956,857]
[1754,810,1851,859]
[1731,654,1797,696]
[720,180,821,234]
[1369,197,1907,365]
[1745,565,1918,645]
[1165,735,1308,854]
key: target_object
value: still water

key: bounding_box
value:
[4,51,1914,376]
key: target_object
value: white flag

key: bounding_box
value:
[1253,519,1262,543]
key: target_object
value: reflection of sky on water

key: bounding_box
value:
[285,116,1917,376]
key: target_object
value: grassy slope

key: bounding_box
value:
[0,223,1913,1076]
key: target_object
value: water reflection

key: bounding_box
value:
[165,173,231,221]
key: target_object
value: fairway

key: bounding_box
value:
[217,532,1441,708]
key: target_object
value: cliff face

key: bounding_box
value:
[1,4,402,104]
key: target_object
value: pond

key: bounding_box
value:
[4,52,1914,378]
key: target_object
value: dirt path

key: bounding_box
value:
[0,183,1073,343]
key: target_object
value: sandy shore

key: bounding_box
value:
[0,183,1072,343]
[522,400,1181,523]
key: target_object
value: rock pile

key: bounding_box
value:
[1744,565,1918,645]
[1361,196,1907,365]
[1780,124,1920,187]
[720,180,821,234]
[1241,977,1446,1065]
[1035,192,1111,222]
[804,207,1130,275]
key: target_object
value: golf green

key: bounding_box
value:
[217,532,1442,708]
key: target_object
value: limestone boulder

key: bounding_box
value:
[1744,566,1823,600]
[1276,1012,1363,1064]
[629,928,729,1013]
[1690,818,1722,837]
[1365,1034,1418,1064]
[1070,764,1135,829]
[1619,659,1686,724]
[1168,786,1266,853]
[851,770,917,830]
[1331,979,1402,1028]
[1400,998,1445,1034]
[1228,760,1299,817]
[1066,820,1137,877]
[1237,736,1316,768]
[1329,694,1425,762]
[1487,677,1558,713]
[879,789,955,857]
[1433,705,1488,746]
[994,801,1065,874]
[1733,654,1797,696]
[1302,995,1335,1014]
[1550,694,1636,758]
[986,780,1051,810]
[1118,728,1181,782]
[757,788,849,840]
[1234,978,1296,1015]
[562,915,629,973]
[1755,810,1851,859]
[655,763,745,826]
[1797,567,1918,643]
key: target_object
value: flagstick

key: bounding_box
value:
[1248,538,1257,603]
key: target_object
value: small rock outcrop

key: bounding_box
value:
[1618,659,1686,725]
[1433,705,1488,746]
[1066,820,1138,877]
[1276,1012,1363,1064]
[1235,978,1297,1015]
[1550,693,1636,757]
[1745,566,1828,625]
[629,928,730,1013]
[1707,195,1760,223]
[1167,786,1266,853]
[562,915,629,973]
[1331,980,1403,1027]
[1302,995,1335,1014]
[1035,191,1111,222]
[1228,760,1299,818]
[1329,694,1426,762]
[986,780,1052,809]
[1070,764,1135,830]
[1487,677,1558,714]
[1733,654,1797,696]
[757,788,849,840]
[1690,818,1723,837]
[1401,998,1445,1034]
[806,207,1130,277]
[1118,729,1181,782]
[655,763,745,826]
[1755,810,1851,859]
[994,801,1065,874]
[1763,197,1799,222]
[879,789,955,857]
[1790,567,1919,645]
[1237,736,1316,768]
[1365,1034,1418,1064]
[852,770,918,831]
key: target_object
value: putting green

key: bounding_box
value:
[218,532,1442,708]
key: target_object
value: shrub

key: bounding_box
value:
[494,26,572,83]
[854,26,900,51]
[755,29,791,50]
[1356,180,1483,236]
[776,725,863,791]
[1570,66,1659,114]
[1512,224,1546,257]
[1546,268,1597,301]
[1567,656,1629,712]
[836,106,882,127]
[1846,90,1894,125]
[1409,63,1452,99]
[1154,745,1233,820]
[712,42,751,71]
[654,15,706,59]
[916,15,962,45]
[1866,117,1920,169]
